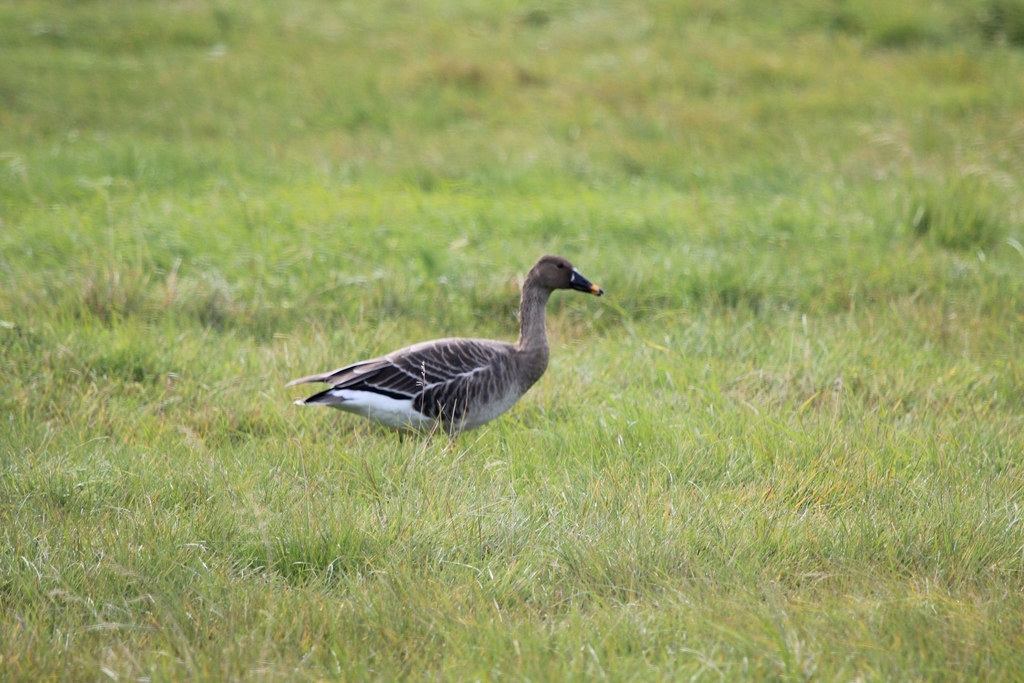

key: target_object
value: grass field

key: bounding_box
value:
[2,0,1024,680]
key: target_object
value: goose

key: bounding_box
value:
[287,255,603,432]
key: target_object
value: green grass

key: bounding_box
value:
[2,0,1024,680]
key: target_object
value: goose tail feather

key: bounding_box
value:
[295,387,348,406]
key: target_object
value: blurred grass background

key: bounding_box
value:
[2,0,1024,680]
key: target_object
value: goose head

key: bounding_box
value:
[529,255,603,296]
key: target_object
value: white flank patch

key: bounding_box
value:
[326,389,434,430]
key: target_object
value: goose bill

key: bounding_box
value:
[570,269,604,296]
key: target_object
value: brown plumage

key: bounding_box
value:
[287,255,603,432]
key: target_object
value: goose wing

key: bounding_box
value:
[284,359,382,388]
[288,338,513,404]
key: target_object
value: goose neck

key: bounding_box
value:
[516,279,551,352]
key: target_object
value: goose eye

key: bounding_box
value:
[557,263,564,269]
